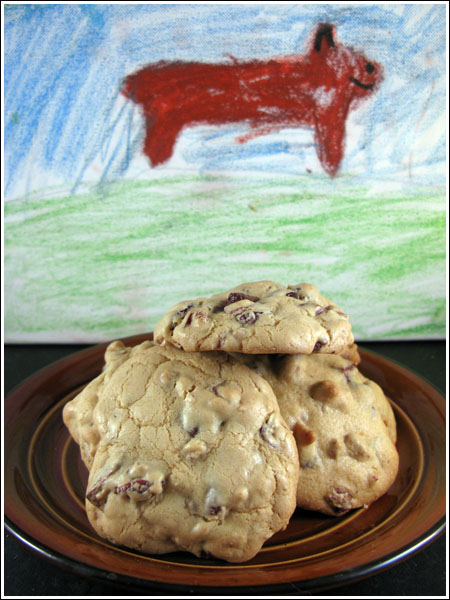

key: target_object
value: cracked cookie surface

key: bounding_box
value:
[64,340,299,562]
[154,280,354,355]
[63,339,155,469]
[232,352,398,515]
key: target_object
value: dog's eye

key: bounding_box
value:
[365,62,375,74]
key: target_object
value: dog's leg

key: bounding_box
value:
[143,113,184,166]
[314,112,347,176]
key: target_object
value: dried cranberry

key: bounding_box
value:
[236,311,262,324]
[86,482,108,508]
[342,364,355,383]
[224,292,260,306]
[114,479,152,496]
[326,487,353,513]
[175,304,194,318]
[185,311,207,326]
[171,304,194,329]
[114,481,132,495]
[313,340,324,352]
[288,286,308,300]
[259,424,276,448]
[86,471,116,508]
[208,505,222,515]
[188,426,199,437]
[212,301,227,313]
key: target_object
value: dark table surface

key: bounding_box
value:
[3,340,447,597]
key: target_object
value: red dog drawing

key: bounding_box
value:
[122,23,383,176]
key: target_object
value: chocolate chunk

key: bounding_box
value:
[313,340,324,352]
[286,291,299,299]
[309,380,339,401]
[293,422,316,446]
[344,433,371,462]
[326,439,340,459]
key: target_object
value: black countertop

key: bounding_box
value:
[3,341,447,597]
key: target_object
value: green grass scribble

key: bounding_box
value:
[4,174,446,342]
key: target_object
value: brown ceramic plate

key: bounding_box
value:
[4,335,446,594]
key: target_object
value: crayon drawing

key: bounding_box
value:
[3,4,446,343]
[122,22,383,176]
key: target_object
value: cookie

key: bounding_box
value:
[229,342,362,371]
[63,340,154,469]
[154,280,354,355]
[232,352,398,515]
[338,342,361,366]
[67,341,299,562]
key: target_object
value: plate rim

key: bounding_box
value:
[4,338,447,592]
[5,513,445,594]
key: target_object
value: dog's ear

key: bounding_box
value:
[314,23,336,52]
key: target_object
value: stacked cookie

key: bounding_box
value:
[63,280,399,562]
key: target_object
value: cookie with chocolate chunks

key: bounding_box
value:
[65,341,299,563]
[154,280,354,355]
[231,352,398,515]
